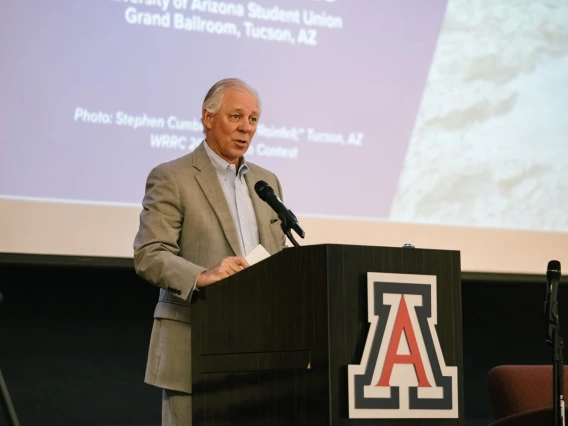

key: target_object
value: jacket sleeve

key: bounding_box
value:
[133,164,206,301]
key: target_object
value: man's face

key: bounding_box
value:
[203,88,259,165]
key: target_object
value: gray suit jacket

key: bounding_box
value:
[133,141,286,392]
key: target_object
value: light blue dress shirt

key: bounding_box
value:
[204,141,260,256]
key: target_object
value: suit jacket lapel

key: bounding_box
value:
[193,142,243,257]
[245,166,276,252]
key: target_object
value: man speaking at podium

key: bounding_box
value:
[133,78,287,425]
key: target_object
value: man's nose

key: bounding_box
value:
[239,119,254,133]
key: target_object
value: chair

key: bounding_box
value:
[487,365,568,425]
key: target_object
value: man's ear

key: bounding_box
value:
[202,109,214,130]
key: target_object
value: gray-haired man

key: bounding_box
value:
[133,78,287,425]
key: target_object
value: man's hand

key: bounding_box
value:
[196,256,250,288]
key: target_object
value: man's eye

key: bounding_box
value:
[250,117,258,123]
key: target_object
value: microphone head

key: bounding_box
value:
[254,180,274,201]
[548,260,561,273]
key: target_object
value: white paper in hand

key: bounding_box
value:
[245,244,271,266]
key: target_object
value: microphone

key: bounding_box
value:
[254,180,305,238]
[544,260,561,324]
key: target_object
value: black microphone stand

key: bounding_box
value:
[0,293,20,426]
[0,369,20,426]
[278,215,301,247]
[545,283,565,426]
[282,225,300,247]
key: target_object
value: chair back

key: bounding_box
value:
[487,364,566,420]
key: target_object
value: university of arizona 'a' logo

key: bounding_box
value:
[348,273,458,418]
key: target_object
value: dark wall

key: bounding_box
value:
[461,279,558,426]
[0,260,162,426]
[0,256,563,426]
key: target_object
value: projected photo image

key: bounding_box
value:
[390,0,568,233]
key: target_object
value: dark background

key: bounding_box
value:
[0,254,560,426]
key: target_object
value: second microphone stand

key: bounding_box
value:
[546,290,565,426]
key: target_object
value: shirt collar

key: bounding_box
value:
[203,140,249,178]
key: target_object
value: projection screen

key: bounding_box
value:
[1,0,567,275]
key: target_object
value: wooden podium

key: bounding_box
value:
[191,244,464,425]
